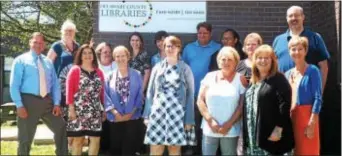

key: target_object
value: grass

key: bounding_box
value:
[0,141,91,155]
[1,121,92,156]
[1,141,56,155]
[0,120,17,128]
[1,121,57,155]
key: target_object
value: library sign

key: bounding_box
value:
[99,1,206,33]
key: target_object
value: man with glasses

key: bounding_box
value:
[272,5,329,89]
[272,6,331,155]
[182,22,221,155]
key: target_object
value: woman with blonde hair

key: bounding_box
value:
[104,45,143,155]
[47,19,80,148]
[235,32,263,155]
[198,46,248,155]
[48,19,79,75]
[242,45,294,155]
[285,36,322,155]
[236,32,263,83]
[143,36,196,155]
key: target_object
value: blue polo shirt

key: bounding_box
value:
[151,52,163,67]
[272,29,330,73]
[182,40,221,96]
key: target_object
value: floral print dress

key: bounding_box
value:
[115,75,130,106]
[129,50,151,77]
[66,68,103,136]
[245,82,269,155]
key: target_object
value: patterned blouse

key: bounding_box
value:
[129,50,151,76]
[245,82,269,155]
[59,64,73,97]
[115,76,130,106]
[236,59,252,83]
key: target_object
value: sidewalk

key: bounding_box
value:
[1,125,54,145]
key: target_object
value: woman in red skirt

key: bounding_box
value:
[285,36,322,155]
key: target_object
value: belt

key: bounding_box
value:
[21,93,52,99]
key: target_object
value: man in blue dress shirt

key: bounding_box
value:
[182,22,221,155]
[10,32,68,155]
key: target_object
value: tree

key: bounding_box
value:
[1,1,94,56]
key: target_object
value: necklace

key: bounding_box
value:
[62,40,74,52]
[291,64,307,84]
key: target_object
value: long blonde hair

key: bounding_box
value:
[250,44,278,84]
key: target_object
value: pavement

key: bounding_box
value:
[1,125,54,145]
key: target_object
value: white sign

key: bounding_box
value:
[99,1,207,33]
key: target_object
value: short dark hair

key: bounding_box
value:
[74,44,98,68]
[128,32,145,52]
[196,22,212,32]
[154,30,169,44]
[31,32,45,41]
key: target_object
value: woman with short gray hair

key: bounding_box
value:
[198,46,247,155]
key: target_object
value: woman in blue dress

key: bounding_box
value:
[143,36,196,155]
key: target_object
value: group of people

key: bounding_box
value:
[9,5,330,156]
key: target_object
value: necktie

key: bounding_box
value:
[37,56,47,97]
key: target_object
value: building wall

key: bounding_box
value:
[311,1,339,87]
[98,1,342,155]
[336,1,341,84]
[92,1,311,54]
[92,1,339,89]
[310,1,341,155]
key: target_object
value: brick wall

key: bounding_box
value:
[310,2,341,155]
[207,1,311,44]
[311,1,339,87]
[92,1,310,54]
[92,1,339,83]
[336,1,341,84]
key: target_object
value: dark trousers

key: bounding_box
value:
[320,85,341,155]
[17,94,68,156]
[137,118,149,154]
[192,103,203,155]
[100,120,110,151]
[109,119,141,155]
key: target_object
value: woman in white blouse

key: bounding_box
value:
[197,46,248,155]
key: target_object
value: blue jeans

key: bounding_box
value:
[202,135,238,155]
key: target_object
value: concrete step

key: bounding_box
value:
[1,125,55,145]
[1,125,90,146]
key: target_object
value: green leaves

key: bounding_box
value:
[1,1,94,56]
